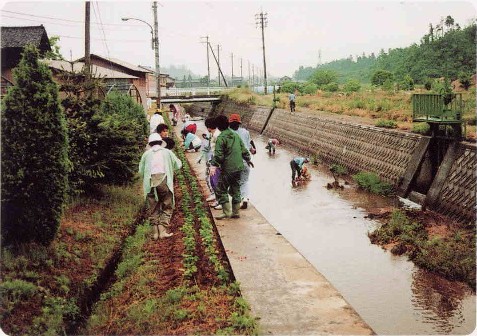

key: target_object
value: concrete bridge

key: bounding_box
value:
[161,86,231,104]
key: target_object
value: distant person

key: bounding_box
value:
[210,115,253,219]
[182,114,197,134]
[289,91,296,112]
[290,157,309,182]
[169,104,179,126]
[149,110,164,134]
[139,133,182,240]
[229,113,255,210]
[266,138,280,155]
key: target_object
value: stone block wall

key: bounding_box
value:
[264,109,421,185]
[430,142,476,223]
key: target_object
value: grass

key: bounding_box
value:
[369,209,476,289]
[0,183,144,336]
[352,171,393,195]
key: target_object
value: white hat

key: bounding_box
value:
[148,133,166,147]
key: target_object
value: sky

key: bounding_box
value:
[1,0,476,79]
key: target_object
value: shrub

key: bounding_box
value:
[301,82,318,95]
[352,171,393,195]
[309,69,338,87]
[375,119,398,128]
[95,91,149,185]
[371,70,394,86]
[344,79,361,92]
[323,82,339,92]
[1,45,69,245]
[412,122,430,135]
[280,81,302,94]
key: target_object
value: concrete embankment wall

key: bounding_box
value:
[184,100,476,224]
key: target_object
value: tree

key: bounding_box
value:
[44,36,64,60]
[1,45,69,245]
[371,69,394,86]
[344,79,361,92]
[309,69,338,88]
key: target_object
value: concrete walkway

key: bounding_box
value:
[176,122,374,335]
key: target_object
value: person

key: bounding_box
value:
[161,136,175,150]
[210,115,253,219]
[169,104,179,126]
[290,157,309,182]
[149,110,165,134]
[266,138,280,155]
[182,129,202,152]
[182,114,197,134]
[156,123,169,138]
[288,91,296,112]
[139,133,182,240]
[228,113,255,210]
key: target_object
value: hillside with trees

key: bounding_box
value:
[293,17,476,85]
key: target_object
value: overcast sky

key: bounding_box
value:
[1,0,476,79]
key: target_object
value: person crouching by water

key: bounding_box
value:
[209,115,254,220]
[290,157,309,183]
[182,129,202,152]
[266,138,280,155]
[139,133,182,240]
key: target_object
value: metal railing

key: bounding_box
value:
[412,93,463,123]
[164,87,233,96]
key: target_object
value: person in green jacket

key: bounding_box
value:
[209,115,254,219]
[139,133,182,240]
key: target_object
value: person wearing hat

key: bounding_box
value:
[139,133,182,240]
[228,113,256,210]
[290,157,309,183]
[182,128,202,152]
[149,110,165,134]
[210,115,253,219]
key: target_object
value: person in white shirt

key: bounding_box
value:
[149,111,165,134]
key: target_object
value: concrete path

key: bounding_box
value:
[176,122,374,335]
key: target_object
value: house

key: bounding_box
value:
[76,54,152,109]
[1,25,51,94]
[44,59,141,103]
[138,65,176,97]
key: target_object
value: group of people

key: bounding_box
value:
[140,105,312,241]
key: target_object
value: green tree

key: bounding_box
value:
[458,71,472,90]
[1,45,69,245]
[301,82,318,95]
[371,69,394,86]
[280,81,302,94]
[309,69,338,88]
[95,92,148,185]
[343,79,361,92]
[44,36,64,60]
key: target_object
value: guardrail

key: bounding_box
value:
[412,93,463,123]
[164,87,233,96]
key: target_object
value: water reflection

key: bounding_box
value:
[411,269,475,334]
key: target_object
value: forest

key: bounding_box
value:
[293,17,476,85]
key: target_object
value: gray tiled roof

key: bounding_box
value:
[43,59,138,79]
[1,25,50,51]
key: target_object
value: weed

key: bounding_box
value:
[165,287,186,304]
[412,122,430,135]
[173,309,189,321]
[375,119,398,128]
[353,171,393,195]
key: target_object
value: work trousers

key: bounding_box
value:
[290,160,301,181]
[215,169,242,205]
[147,177,173,228]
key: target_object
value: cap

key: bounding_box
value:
[229,113,241,123]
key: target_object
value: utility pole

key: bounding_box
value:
[248,60,251,86]
[208,42,228,87]
[252,64,255,87]
[153,2,161,108]
[200,36,210,88]
[84,1,91,82]
[217,44,221,86]
[231,53,234,86]
[255,11,268,94]
[240,58,243,85]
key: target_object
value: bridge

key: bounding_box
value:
[160,87,232,104]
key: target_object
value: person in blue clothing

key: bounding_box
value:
[181,129,202,152]
[290,157,309,182]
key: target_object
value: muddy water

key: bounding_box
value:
[246,133,475,335]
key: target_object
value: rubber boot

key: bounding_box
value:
[215,202,232,220]
[153,225,159,240]
[231,203,240,218]
[158,225,173,238]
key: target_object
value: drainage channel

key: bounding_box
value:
[246,133,475,335]
[66,208,146,334]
